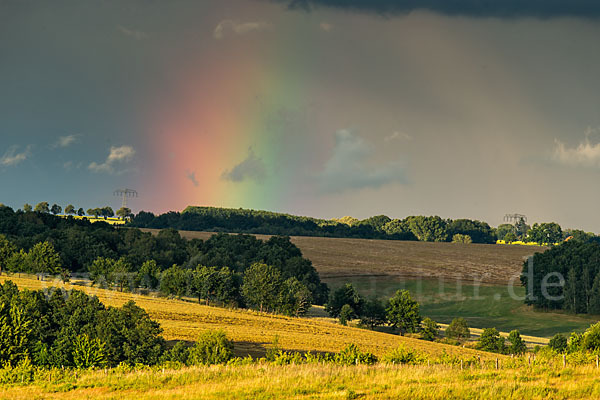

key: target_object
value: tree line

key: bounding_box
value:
[22,204,597,246]
[497,219,598,245]
[129,206,499,244]
[24,201,132,219]
[521,240,600,314]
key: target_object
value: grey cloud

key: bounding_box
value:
[275,0,600,18]
[186,170,199,187]
[318,129,407,193]
[221,149,267,182]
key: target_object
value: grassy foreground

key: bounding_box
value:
[2,362,600,399]
[3,275,600,399]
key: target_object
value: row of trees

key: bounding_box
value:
[0,236,66,280]
[86,259,313,317]
[24,202,133,219]
[497,220,596,244]
[129,207,498,243]
[325,285,432,336]
[476,328,527,355]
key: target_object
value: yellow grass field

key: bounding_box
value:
[0,275,497,361]
[2,362,600,399]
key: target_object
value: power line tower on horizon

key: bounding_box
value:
[504,213,527,225]
[114,188,138,209]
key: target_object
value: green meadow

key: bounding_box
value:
[324,276,599,337]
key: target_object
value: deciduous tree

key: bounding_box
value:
[34,202,49,213]
[241,262,282,312]
[386,290,421,335]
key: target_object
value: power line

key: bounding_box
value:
[113,188,138,209]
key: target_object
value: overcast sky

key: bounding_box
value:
[1,0,600,231]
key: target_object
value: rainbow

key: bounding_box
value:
[140,34,326,214]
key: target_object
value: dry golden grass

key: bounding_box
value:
[2,362,600,399]
[0,275,498,360]
[141,229,545,284]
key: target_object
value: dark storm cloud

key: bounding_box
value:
[274,0,600,18]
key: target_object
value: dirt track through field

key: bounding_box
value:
[141,229,545,284]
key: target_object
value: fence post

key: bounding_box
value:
[461,359,463,370]
[495,358,499,370]
[563,354,566,368]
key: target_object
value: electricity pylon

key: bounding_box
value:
[113,188,138,209]
[504,213,527,225]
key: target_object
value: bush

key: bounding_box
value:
[420,317,438,341]
[568,332,584,353]
[445,317,470,341]
[382,346,425,365]
[334,344,377,365]
[549,333,567,352]
[270,350,305,365]
[160,341,190,365]
[582,322,600,351]
[188,330,234,365]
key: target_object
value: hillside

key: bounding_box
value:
[139,229,600,337]
[0,275,496,361]
[129,206,497,243]
[141,229,544,284]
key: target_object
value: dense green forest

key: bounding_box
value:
[0,206,329,310]
[0,280,164,368]
[521,240,600,314]
[129,206,498,244]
